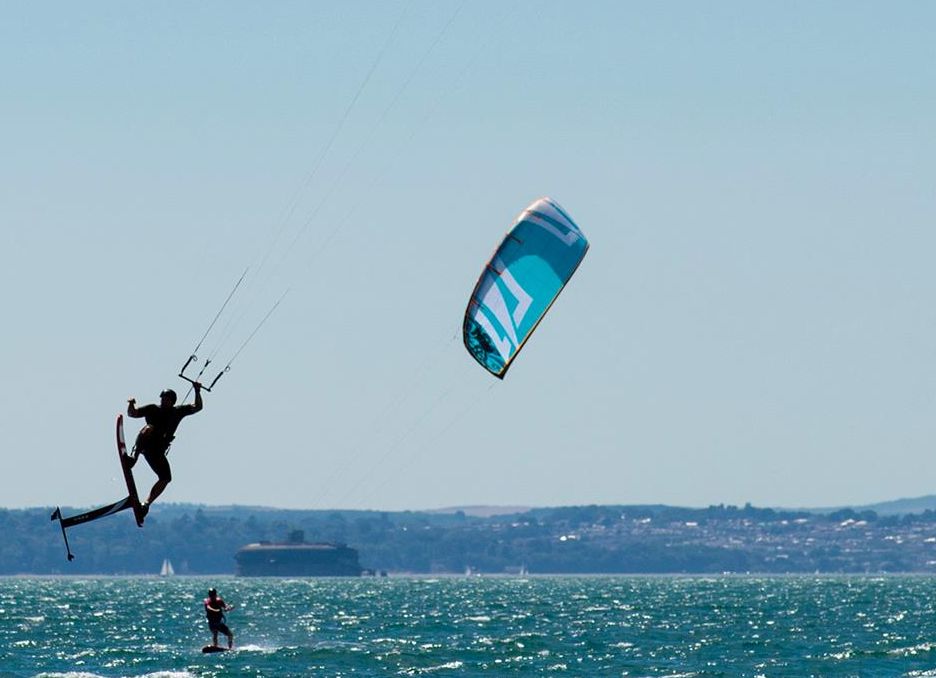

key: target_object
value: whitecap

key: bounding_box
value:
[399,661,464,675]
[888,642,936,657]
[234,643,276,653]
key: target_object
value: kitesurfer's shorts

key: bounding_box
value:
[209,620,232,636]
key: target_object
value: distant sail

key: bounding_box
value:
[463,197,589,378]
[160,558,175,576]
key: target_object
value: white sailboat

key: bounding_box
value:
[160,558,175,576]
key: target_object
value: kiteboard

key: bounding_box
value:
[116,414,146,527]
[202,645,230,654]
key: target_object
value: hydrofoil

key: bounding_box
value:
[51,414,146,560]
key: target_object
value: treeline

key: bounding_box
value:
[6,503,936,575]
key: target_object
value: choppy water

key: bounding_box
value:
[4,576,936,676]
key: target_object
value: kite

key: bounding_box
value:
[463,197,589,378]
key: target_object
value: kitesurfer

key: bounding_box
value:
[204,587,234,649]
[126,383,203,518]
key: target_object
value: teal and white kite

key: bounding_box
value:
[463,197,589,378]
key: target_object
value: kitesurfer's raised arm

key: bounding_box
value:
[127,397,141,418]
[190,382,204,415]
[174,382,204,418]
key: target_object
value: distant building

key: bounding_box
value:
[235,530,363,577]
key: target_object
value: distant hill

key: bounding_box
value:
[426,505,533,518]
[433,497,936,519]
[800,495,936,516]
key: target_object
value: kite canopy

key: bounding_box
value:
[463,197,589,378]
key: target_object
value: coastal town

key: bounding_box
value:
[481,504,936,574]
[8,502,936,575]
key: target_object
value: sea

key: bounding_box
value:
[4,576,936,677]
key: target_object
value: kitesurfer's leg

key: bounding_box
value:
[127,441,143,469]
[141,451,172,515]
[220,623,233,649]
[144,477,170,510]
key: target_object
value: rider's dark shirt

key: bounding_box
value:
[136,404,199,449]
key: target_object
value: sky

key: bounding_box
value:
[2,1,934,512]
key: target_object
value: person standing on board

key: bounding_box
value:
[204,587,235,649]
[126,383,203,519]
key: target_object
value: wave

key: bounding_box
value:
[35,673,197,678]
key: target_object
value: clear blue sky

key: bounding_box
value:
[2,1,934,511]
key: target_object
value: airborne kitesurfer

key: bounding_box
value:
[126,383,203,518]
[204,587,234,649]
